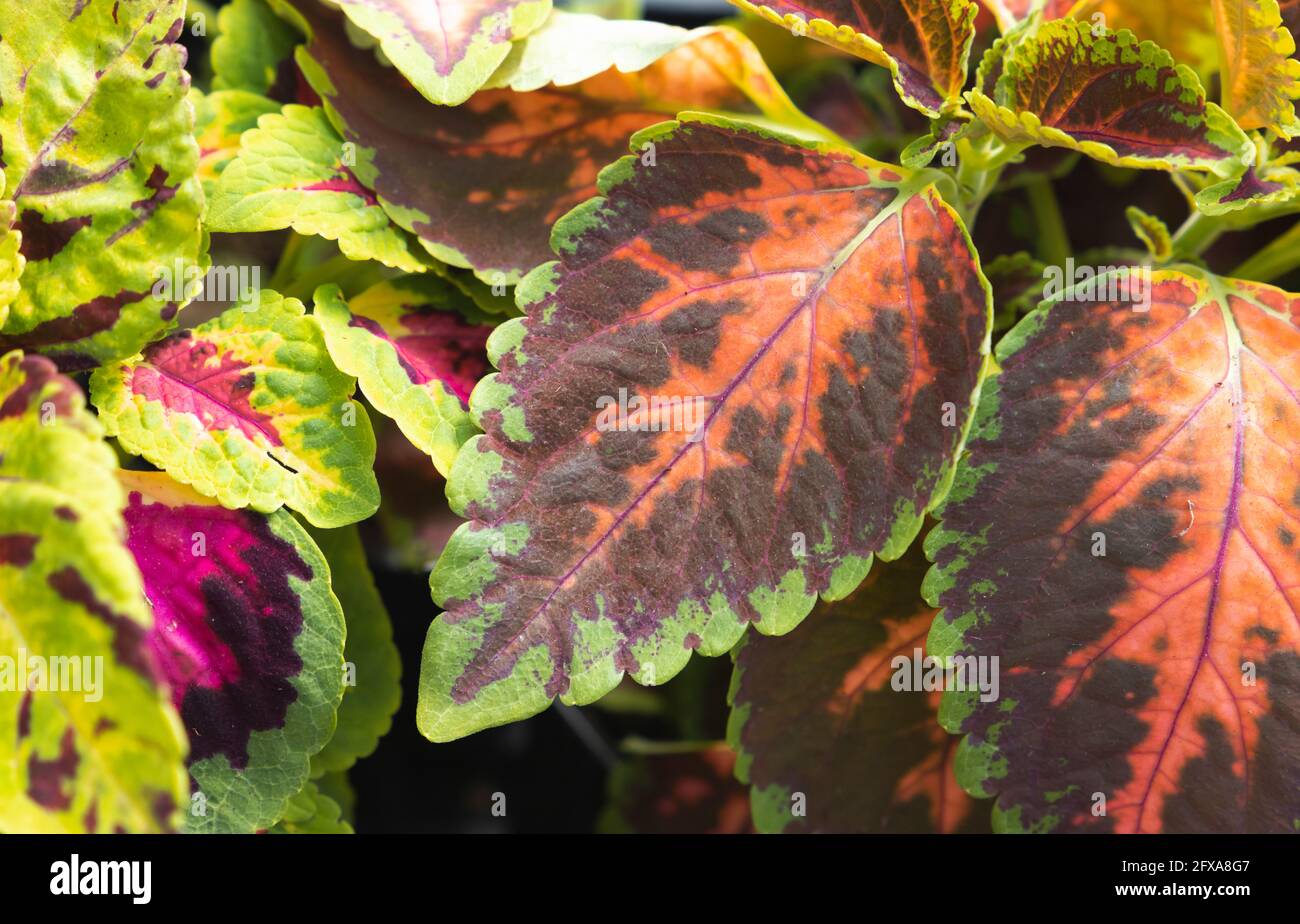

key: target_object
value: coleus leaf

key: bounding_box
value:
[926,268,1300,833]
[321,0,553,106]
[315,278,492,476]
[728,546,989,832]
[418,115,992,741]
[119,470,346,833]
[983,251,1049,331]
[303,523,402,777]
[600,745,753,834]
[1195,164,1300,215]
[89,289,379,529]
[212,0,302,96]
[1124,206,1173,262]
[0,169,22,326]
[726,0,980,118]
[269,779,353,833]
[0,0,206,371]
[192,89,281,197]
[287,0,834,282]
[0,351,188,833]
[207,104,434,273]
[968,18,1253,176]
[1065,1,1220,83]
[1211,0,1300,137]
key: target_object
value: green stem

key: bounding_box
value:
[1231,220,1300,282]
[1025,177,1071,267]
[268,232,306,292]
[1169,210,1226,258]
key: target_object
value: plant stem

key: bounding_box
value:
[268,232,306,292]
[1231,220,1300,282]
[1026,177,1071,267]
[1169,210,1226,258]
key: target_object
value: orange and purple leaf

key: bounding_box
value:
[728,0,979,117]
[926,268,1300,833]
[729,546,988,832]
[418,115,991,741]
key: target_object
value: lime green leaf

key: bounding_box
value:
[304,524,401,777]
[1124,206,1172,260]
[212,0,301,95]
[0,169,22,326]
[270,780,353,833]
[968,18,1253,176]
[0,0,206,370]
[319,0,553,106]
[314,768,356,822]
[0,351,188,833]
[1212,0,1300,136]
[314,278,490,476]
[192,89,281,198]
[118,470,346,833]
[90,290,379,529]
[207,104,434,273]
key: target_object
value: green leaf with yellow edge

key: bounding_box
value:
[207,104,435,273]
[320,0,553,106]
[1066,0,1219,83]
[0,351,188,833]
[192,89,282,199]
[1212,0,1300,136]
[727,0,979,118]
[270,780,353,833]
[1195,163,1300,214]
[1125,205,1173,261]
[117,470,346,834]
[315,278,492,476]
[0,0,207,371]
[212,0,301,95]
[89,289,379,529]
[304,523,402,777]
[968,18,1253,176]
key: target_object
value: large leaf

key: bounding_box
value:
[286,0,835,282]
[968,19,1252,176]
[314,277,492,476]
[323,0,553,106]
[418,115,992,742]
[304,523,401,777]
[207,104,434,272]
[0,352,188,833]
[727,0,979,118]
[1065,1,1219,82]
[90,290,379,529]
[120,470,346,833]
[0,0,206,370]
[728,546,989,832]
[0,169,21,326]
[926,268,1300,833]
[1211,0,1300,136]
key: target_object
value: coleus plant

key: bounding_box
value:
[0,0,1297,835]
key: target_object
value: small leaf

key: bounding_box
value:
[728,547,989,832]
[1124,205,1172,261]
[1195,164,1300,214]
[291,0,831,281]
[304,523,402,777]
[418,115,991,741]
[212,0,301,95]
[600,745,753,833]
[207,105,434,273]
[0,0,206,370]
[90,290,379,529]
[315,278,491,476]
[192,89,281,197]
[727,0,979,118]
[119,470,346,833]
[968,19,1253,176]
[928,268,1300,832]
[269,780,353,833]
[0,351,188,833]
[1212,0,1300,136]
[292,0,553,106]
